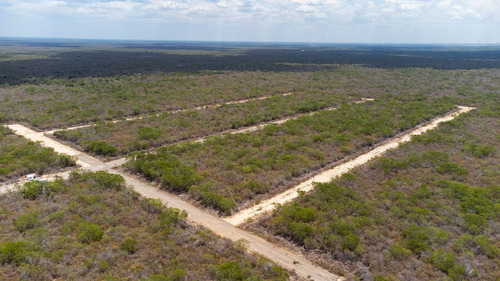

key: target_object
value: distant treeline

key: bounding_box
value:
[1,40,499,85]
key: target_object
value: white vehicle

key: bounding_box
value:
[26,174,48,183]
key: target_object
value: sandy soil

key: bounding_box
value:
[225,106,474,225]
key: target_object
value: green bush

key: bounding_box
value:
[138,127,162,140]
[429,250,456,272]
[99,260,110,272]
[204,192,234,214]
[19,181,45,200]
[0,112,6,123]
[389,243,411,260]
[77,222,104,243]
[429,250,465,280]
[216,260,250,281]
[289,222,314,242]
[120,239,137,253]
[377,157,408,174]
[475,235,500,259]
[169,268,187,281]
[402,225,429,254]
[0,241,36,265]
[245,180,270,195]
[19,179,63,200]
[281,203,317,223]
[436,162,468,176]
[84,141,118,156]
[140,198,165,214]
[13,213,40,232]
[463,213,487,234]
[342,233,360,251]
[153,208,188,233]
[463,144,495,158]
[84,171,125,190]
[160,164,201,192]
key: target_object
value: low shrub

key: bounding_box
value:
[120,239,137,253]
[216,260,251,281]
[84,141,118,156]
[0,240,38,265]
[83,171,125,190]
[13,213,40,233]
[77,222,104,243]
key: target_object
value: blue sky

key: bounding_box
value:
[0,0,499,43]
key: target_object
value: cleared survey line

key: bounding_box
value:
[193,98,374,143]
[225,106,475,226]
[45,92,293,134]
[93,98,374,166]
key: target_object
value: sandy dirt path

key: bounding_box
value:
[2,122,342,281]
[65,98,374,167]
[108,168,343,281]
[5,124,103,168]
[225,106,474,225]
[45,92,292,134]
[192,98,374,142]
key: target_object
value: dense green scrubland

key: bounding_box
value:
[125,98,455,214]
[0,171,289,281]
[54,91,352,156]
[0,72,299,129]
[258,103,499,280]
[0,126,75,182]
[2,66,497,130]
[1,42,499,280]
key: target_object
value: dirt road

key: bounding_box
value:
[45,92,293,134]
[193,98,373,142]
[6,124,101,168]
[108,168,343,281]
[225,106,474,225]
[2,123,343,281]
[2,105,473,280]
[45,97,373,168]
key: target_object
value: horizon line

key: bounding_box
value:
[1,36,500,47]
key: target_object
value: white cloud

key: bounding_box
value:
[0,0,498,42]
[2,0,498,24]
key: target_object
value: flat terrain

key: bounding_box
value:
[1,40,499,281]
[53,92,353,156]
[2,123,341,281]
[255,103,499,280]
[0,172,291,280]
[227,106,474,225]
[125,98,455,214]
